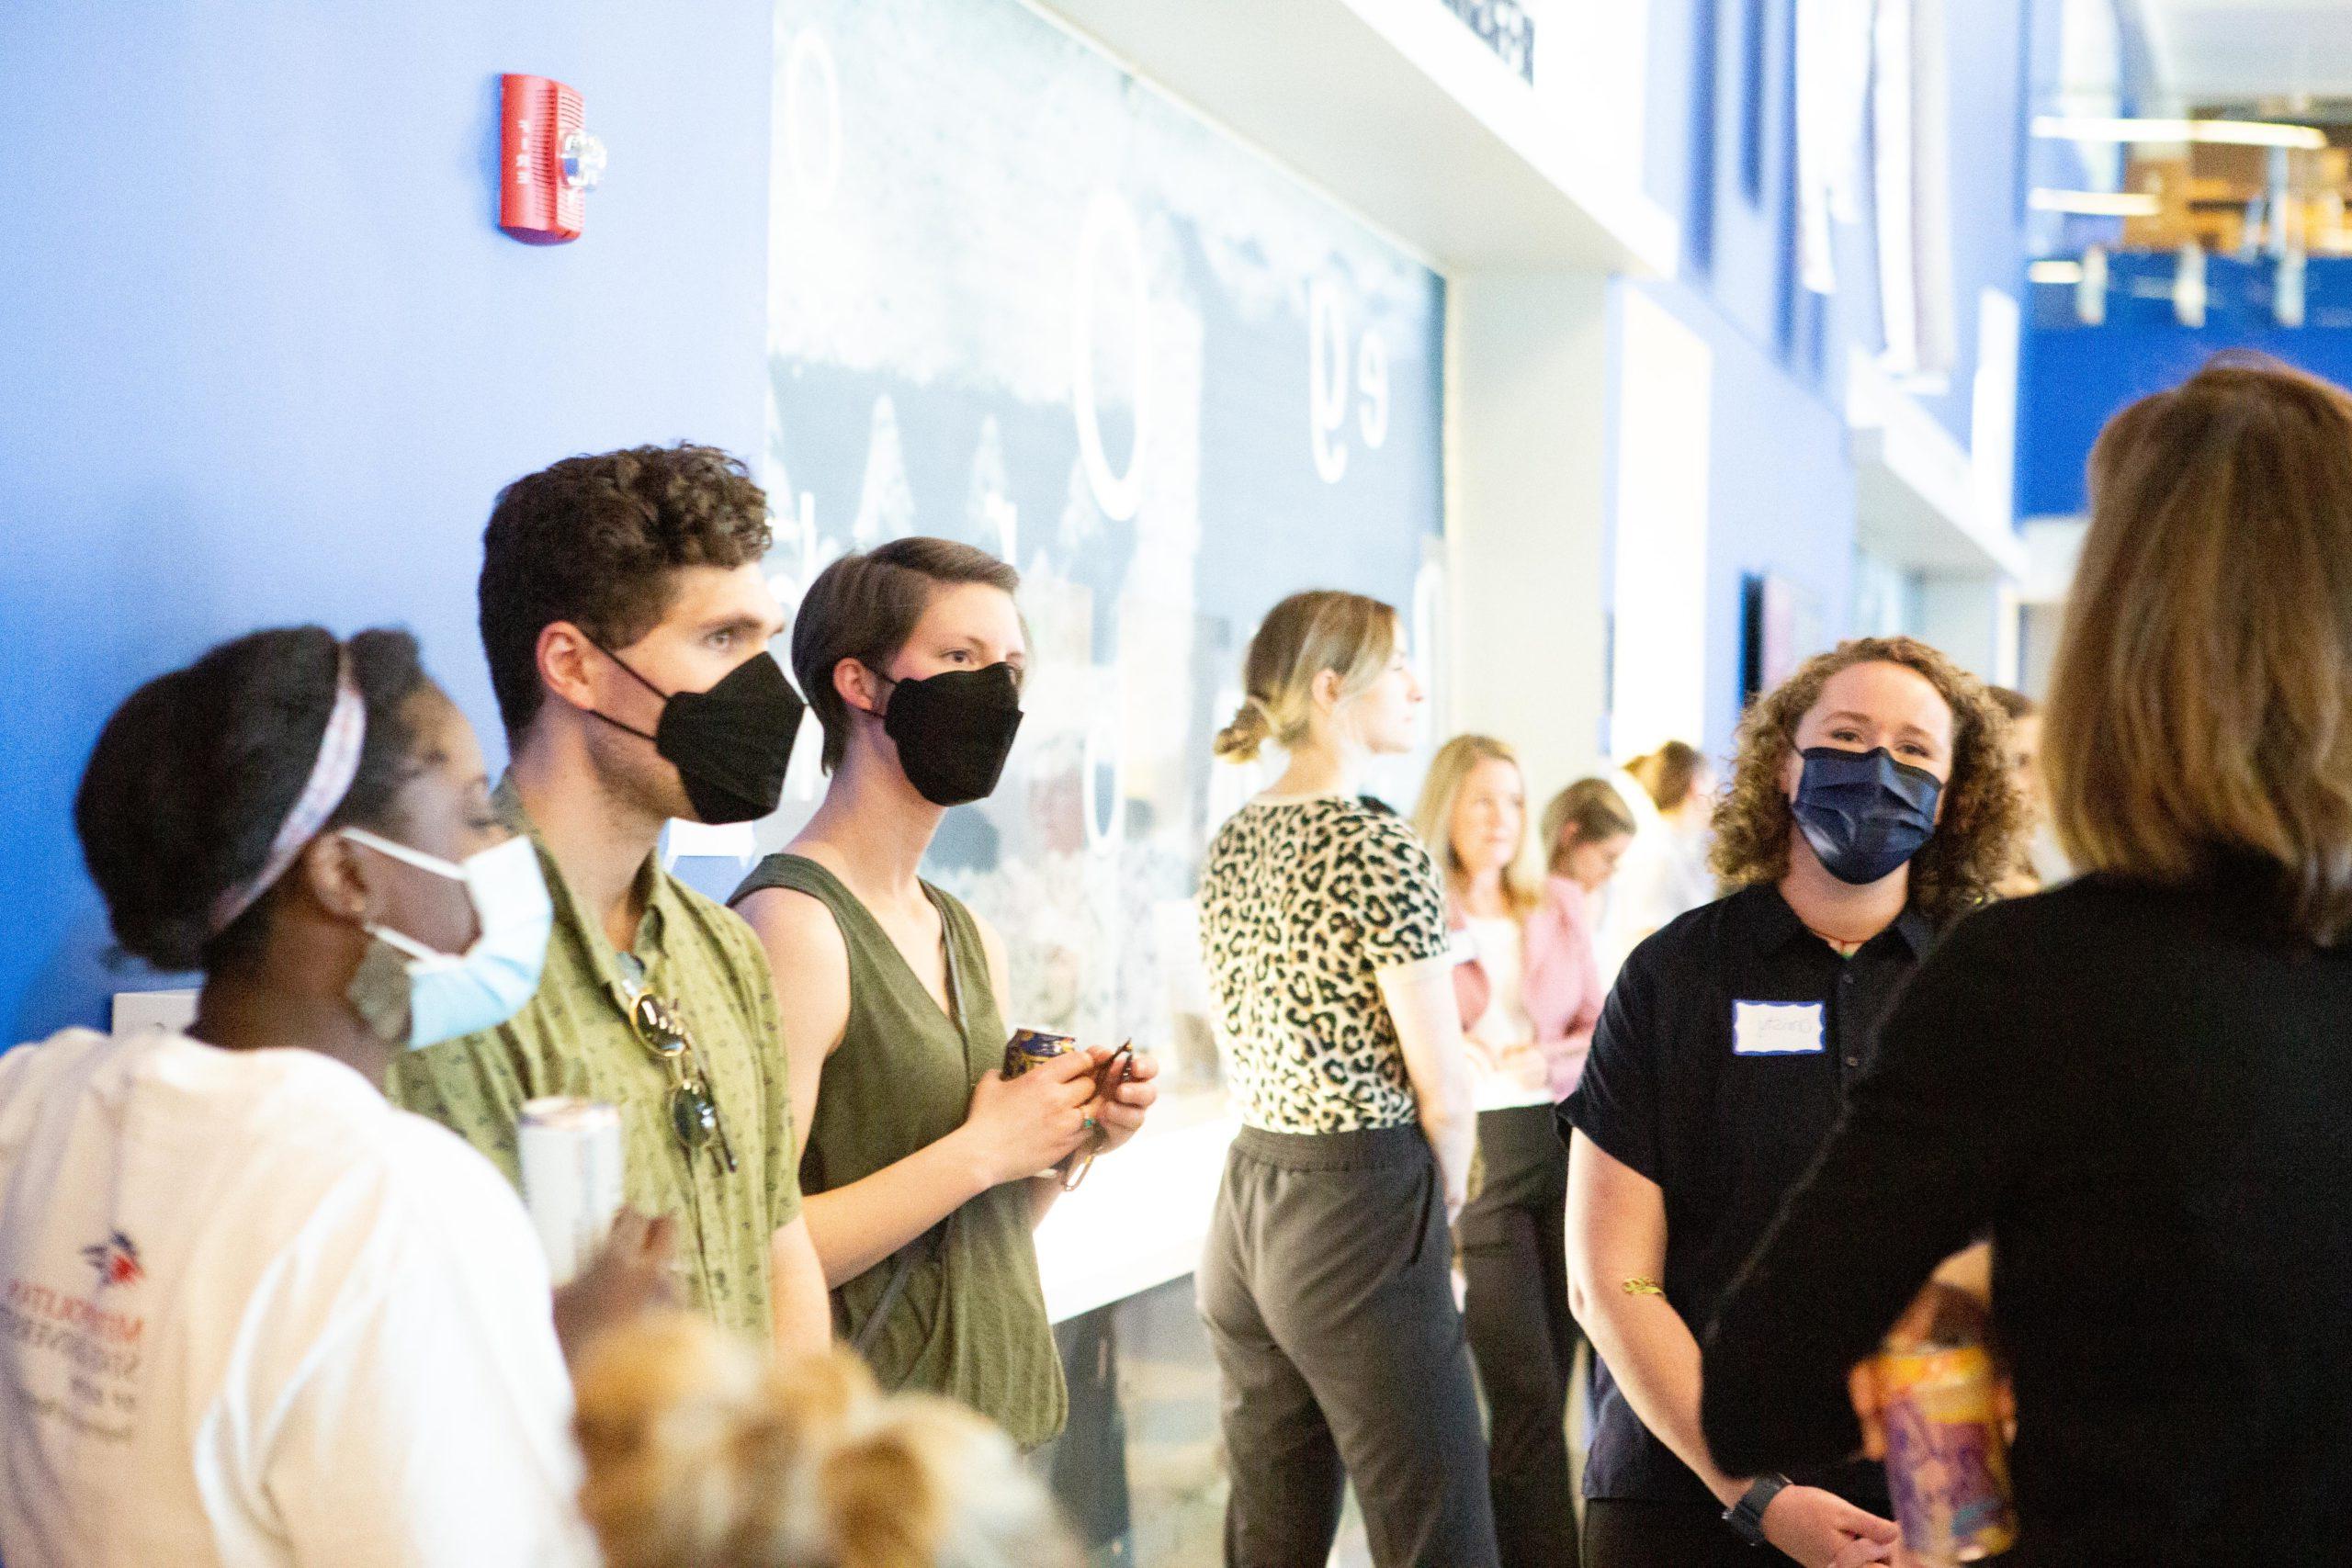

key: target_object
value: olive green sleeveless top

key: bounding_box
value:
[729,853,1066,1448]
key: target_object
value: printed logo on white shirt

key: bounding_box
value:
[3,1225,150,1444]
[82,1230,145,1290]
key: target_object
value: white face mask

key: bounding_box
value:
[339,829,553,1048]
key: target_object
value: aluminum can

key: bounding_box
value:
[1878,1343,2018,1563]
[517,1097,624,1287]
[1002,1026,1079,1078]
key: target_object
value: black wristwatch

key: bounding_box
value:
[1724,1473,1792,1546]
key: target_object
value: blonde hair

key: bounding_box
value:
[2047,354,2352,944]
[1712,636,2022,929]
[1540,778,1639,874]
[1214,591,1400,763]
[1412,735,1541,916]
[574,1314,1080,1568]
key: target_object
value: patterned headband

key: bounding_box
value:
[206,648,368,937]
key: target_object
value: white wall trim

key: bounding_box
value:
[1848,350,2029,580]
[1024,0,1679,274]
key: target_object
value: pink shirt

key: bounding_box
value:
[1451,876,1607,1101]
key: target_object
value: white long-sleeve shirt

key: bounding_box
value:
[0,1028,589,1568]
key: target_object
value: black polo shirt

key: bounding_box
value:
[1564,882,1931,1514]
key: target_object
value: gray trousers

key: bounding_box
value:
[1199,1124,1501,1568]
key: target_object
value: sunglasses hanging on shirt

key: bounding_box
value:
[615,981,738,1176]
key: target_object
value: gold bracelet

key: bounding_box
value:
[1623,1276,1665,1298]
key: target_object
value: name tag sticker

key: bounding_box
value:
[1733,1000,1826,1056]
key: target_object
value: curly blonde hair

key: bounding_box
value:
[574,1314,1079,1568]
[1711,637,2022,928]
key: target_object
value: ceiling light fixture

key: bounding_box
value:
[2029,189,2163,217]
[2030,115,2326,151]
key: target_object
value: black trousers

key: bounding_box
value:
[1582,1499,1756,1568]
[1199,1124,1500,1568]
[1459,1104,1581,1568]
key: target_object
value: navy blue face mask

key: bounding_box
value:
[1791,746,1941,886]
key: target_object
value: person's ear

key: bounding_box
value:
[537,622,602,716]
[292,833,373,928]
[1310,667,1343,715]
[835,658,888,719]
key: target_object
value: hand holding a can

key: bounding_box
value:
[960,1041,1099,1186]
[1847,1274,2013,1463]
[550,1207,678,1367]
[1849,1271,2017,1566]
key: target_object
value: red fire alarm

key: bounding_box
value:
[500,73,605,243]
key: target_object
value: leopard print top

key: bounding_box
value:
[1197,795,1453,1133]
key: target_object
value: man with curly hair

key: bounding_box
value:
[1557,637,2021,1568]
[389,445,831,1359]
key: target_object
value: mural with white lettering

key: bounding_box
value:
[740,0,1445,1070]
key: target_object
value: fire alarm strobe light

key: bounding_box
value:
[500,74,605,243]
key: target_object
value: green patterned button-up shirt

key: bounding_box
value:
[387,779,799,1341]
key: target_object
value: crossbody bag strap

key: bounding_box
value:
[849,1220,947,1357]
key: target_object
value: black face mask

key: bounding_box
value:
[1790,746,1941,886]
[589,647,806,825]
[876,661,1024,807]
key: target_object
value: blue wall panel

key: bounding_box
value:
[1630,0,2035,750]
[0,3,773,1040]
[2018,286,2352,518]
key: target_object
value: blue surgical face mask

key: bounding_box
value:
[1790,746,1941,886]
[340,829,553,1048]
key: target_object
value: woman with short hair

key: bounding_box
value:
[732,537,1156,1452]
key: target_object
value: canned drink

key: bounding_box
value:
[517,1097,624,1288]
[1877,1343,2018,1564]
[1002,1026,1079,1079]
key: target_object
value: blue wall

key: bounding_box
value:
[1627,281,1860,751]
[0,3,773,1041]
[2018,258,2352,517]
[1628,0,2037,754]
